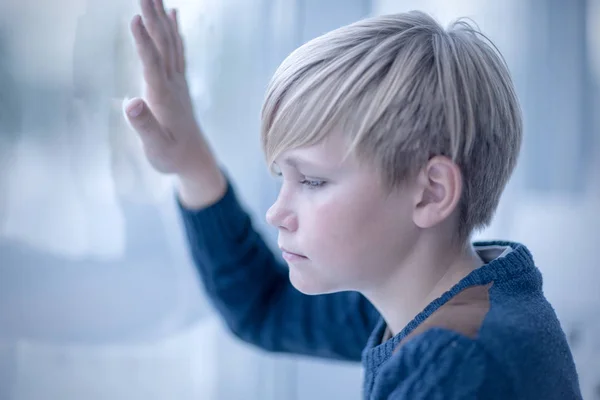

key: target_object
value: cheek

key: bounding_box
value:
[311,202,357,244]
[299,188,414,270]
[301,193,381,260]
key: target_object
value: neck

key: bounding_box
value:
[361,234,484,336]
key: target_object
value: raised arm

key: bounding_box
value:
[124,0,379,361]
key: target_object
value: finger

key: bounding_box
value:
[153,0,168,18]
[169,9,185,74]
[124,98,170,149]
[140,0,173,77]
[130,15,167,88]
[153,0,178,73]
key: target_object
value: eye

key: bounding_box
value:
[300,179,326,189]
[271,170,283,181]
[270,163,282,177]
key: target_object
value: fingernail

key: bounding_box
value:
[128,101,143,117]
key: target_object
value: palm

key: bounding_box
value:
[145,76,192,137]
[127,0,205,175]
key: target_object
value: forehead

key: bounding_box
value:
[274,130,350,167]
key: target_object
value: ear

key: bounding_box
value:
[412,156,463,229]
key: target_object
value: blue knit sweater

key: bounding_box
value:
[179,181,582,399]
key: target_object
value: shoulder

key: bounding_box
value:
[373,328,512,400]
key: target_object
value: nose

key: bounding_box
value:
[266,193,298,232]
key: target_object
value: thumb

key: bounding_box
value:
[123,97,169,148]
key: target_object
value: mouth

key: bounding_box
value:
[279,247,308,262]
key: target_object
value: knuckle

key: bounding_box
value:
[145,18,160,32]
[157,36,171,51]
[144,52,165,74]
[152,52,164,69]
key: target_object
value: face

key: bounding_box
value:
[266,131,421,295]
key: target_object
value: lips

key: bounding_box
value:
[279,246,308,261]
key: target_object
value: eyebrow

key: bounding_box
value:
[281,156,305,169]
[277,155,328,171]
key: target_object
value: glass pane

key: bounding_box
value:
[0,0,224,398]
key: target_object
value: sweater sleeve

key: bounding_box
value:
[178,180,380,361]
[374,329,513,400]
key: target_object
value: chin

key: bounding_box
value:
[288,268,339,295]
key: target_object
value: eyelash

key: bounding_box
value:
[300,179,326,189]
[274,173,326,189]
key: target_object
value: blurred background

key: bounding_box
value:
[0,0,598,399]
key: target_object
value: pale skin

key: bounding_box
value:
[126,0,484,336]
[125,0,226,209]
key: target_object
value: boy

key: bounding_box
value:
[125,0,582,398]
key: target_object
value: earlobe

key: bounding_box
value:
[412,156,462,229]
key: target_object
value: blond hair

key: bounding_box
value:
[261,11,522,238]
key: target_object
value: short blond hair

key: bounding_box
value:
[261,11,522,238]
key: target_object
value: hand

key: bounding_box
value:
[125,0,225,207]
